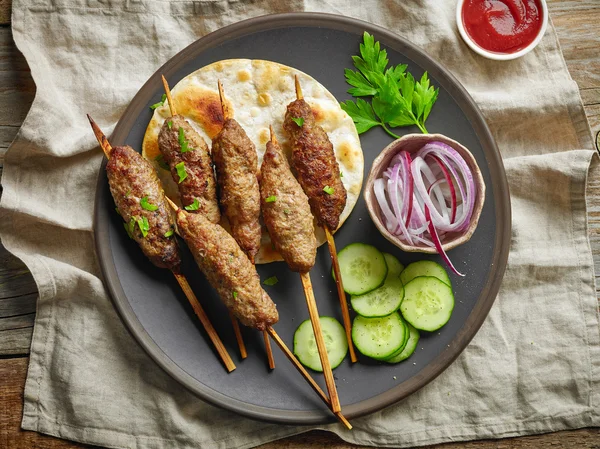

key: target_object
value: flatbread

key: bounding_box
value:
[142,59,364,264]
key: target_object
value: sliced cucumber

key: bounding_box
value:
[400,260,451,286]
[386,323,420,363]
[400,276,454,332]
[335,243,387,295]
[352,313,407,359]
[350,277,404,318]
[383,253,404,280]
[293,316,348,372]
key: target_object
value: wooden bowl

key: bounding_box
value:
[364,133,486,254]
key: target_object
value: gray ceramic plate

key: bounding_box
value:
[95,13,511,425]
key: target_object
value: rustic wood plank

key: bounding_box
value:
[0,312,34,331]
[1,357,598,449]
[0,328,32,355]
[0,0,9,26]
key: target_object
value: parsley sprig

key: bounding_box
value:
[341,32,439,137]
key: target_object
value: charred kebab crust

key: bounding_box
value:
[157,115,221,223]
[107,145,180,270]
[175,209,278,330]
[259,135,317,273]
[283,99,347,231]
[211,119,262,260]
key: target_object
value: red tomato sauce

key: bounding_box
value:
[462,0,543,53]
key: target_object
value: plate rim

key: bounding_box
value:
[94,12,512,425]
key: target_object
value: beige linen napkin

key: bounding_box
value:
[1,0,599,448]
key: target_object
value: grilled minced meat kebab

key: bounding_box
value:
[211,119,261,261]
[259,130,316,273]
[107,145,180,270]
[157,115,220,223]
[283,99,347,231]
[176,209,278,330]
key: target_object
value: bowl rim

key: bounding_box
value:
[364,133,486,254]
[456,0,549,61]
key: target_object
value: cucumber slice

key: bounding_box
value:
[335,243,387,295]
[400,276,454,331]
[352,313,407,359]
[350,277,404,318]
[400,260,451,286]
[383,253,404,280]
[386,323,420,363]
[293,317,348,372]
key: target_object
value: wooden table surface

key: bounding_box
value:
[1,2,599,448]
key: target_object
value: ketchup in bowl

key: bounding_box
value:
[462,0,543,54]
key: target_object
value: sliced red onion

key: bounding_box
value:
[372,141,476,276]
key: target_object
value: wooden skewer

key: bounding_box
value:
[325,228,357,363]
[218,79,275,370]
[161,76,248,361]
[161,75,177,116]
[229,310,247,359]
[173,272,236,372]
[294,75,357,363]
[299,272,341,413]
[270,125,344,413]
[266,326,352,429]
[88,115,235,372]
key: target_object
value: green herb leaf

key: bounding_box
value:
[233,291,238,299]
[263,276,279,286]
[340,98,380,134]
[154,154,169,171]
[167,120,173,129]
[125,190,131,198]
[323,185,334,195]
[123,218,135,239]
[178,127,192,153]
[175,161,187,183]
[137,216,150,238]
[140,196,158,211]
[164,229,174,238]
[184,198,200,211]
[265,195,277,203]
[291,117,304,127]
[342,32,438,136]
[283,209,291,215]
[340,171,344,178]
[150,94,167,110]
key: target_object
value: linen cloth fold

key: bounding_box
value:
[1,0,599,448]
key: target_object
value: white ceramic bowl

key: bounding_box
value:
[456,0,548,61]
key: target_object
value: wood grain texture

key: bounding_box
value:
[0,0,599,447]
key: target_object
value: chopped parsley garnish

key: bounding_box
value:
[140,196,158,211]
[164,229,174,238]
[175,161,187,183]
[137,216,150,238]
[178,127,192,153]
[124,218,135,239]
[184,198,200,211]
[149,94,167,110]
[283,209,291,215]
[323,185,334,195]
[340,171,344,178]
[265,195,277,203]
[291,117,304,127]
[115,207,119,214]
[340,32,439,136]
[167,120,173,129]
[233,291,238,299]
[263,276,279,286]
[154,154,169,171]
[125,190,131,198]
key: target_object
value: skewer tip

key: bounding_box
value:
[294,75,303,100]
[87,114,112,159]
[165,196,179,212]
[161,74,177,117]
[269,125,279,145]
[217,80,230,121]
